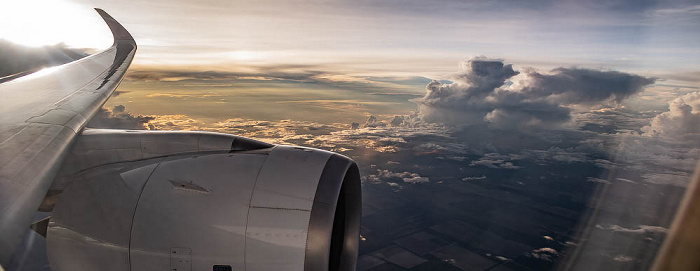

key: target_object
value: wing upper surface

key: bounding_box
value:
[0,9,137,264]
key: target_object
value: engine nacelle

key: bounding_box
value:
[46,130,361,271]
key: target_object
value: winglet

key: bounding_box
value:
[94,8,136,46]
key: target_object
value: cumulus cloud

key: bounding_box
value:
[390,115,406,127]
[403,176,430,184]
[363,115,387,128]
[214,118,331,145]
[642,92,700,143]
[416,58,655,129]
[462,175,487,181]
[528,247,559,262]
[469,153,522,169]
[607,134,698,186]
[87,105,155,130]
[364,169,430,184]
[604,93,700,187]
[304,121,452,153]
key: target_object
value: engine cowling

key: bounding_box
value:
[46,130,361,271]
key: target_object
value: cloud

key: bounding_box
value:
[642,92,700,143]
[304,121,453,153]
[641,172,693,187]
[519,67,656,105]
[403,176,430,184]
[595,224,668,235]
[125,69,325,83]
[415,58,655,129]
[462,175,487,181]
[97,60,695,193]
[365,169,430,184]
[123,68,425,95]
[278,100,400,112]
[87,105,155,130]
[213,118,333,145]
[145,92,224,99]
[390,115,406,127]
[423,58,518,102]
[469,153,522,169]
[587,177,612,184]
[363,115,386,128]
[147,114,207,131]
[650,4,700,17]
[593,94,700,187]
[613,255,634,263]
[607,133,698,186]
[528,247,559,262]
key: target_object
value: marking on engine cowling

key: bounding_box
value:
[169,180,210,194]
[213,265,232,271]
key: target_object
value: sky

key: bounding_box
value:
[2,0,700,77]
[2,0,698,122]
[2,0,700,270]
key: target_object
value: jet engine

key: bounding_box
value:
[44,129,361,271]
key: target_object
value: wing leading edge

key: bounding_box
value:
[0,9,137,265]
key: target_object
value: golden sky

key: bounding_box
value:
[2,0,699,126]
[3,0,700,79]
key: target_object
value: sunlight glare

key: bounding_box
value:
[229,51,265,61]
[0,0,113,48]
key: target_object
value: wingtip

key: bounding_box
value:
[94,8,136,46]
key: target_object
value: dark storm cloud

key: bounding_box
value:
[87,105,155,130]
[521,68,656,105]
[416,58,656,129]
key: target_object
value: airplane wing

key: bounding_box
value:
[0,9,137,264]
